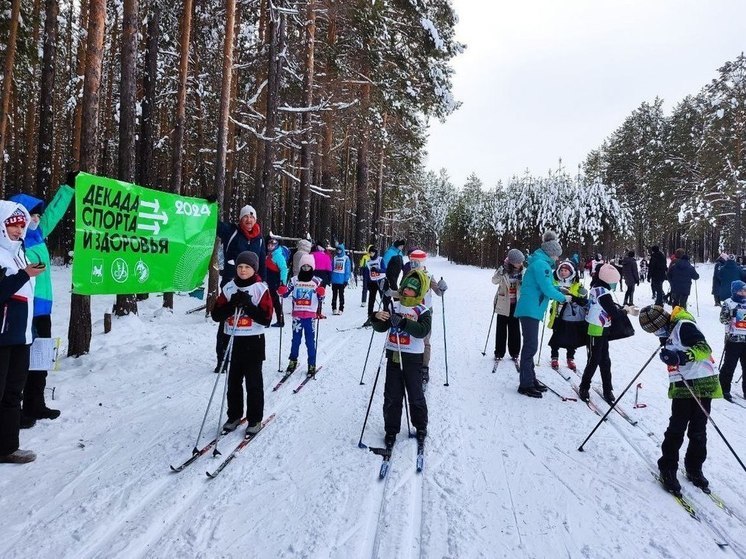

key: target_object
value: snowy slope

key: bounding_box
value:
[2,259,746,559]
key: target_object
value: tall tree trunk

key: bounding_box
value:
[67,0,107,357]
[70,0,89,169]
[23,0,43,190]
[262,0,282,226]
[137,5,159,189]
[171,0,194,195]
[35,0,60,200]
[355,82,371,251]
[297,0,316,237]
[372,113,387,243]
[113,0,139,317]
[0,0,22,196]
[207,0,237,315]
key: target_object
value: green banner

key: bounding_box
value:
[72,173,217,295]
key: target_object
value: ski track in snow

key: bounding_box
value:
[2,262,746,558]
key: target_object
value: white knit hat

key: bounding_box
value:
[239,205,257,220]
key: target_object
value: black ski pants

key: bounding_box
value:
[332,284,346,311]
[494,310,521,359]
[226,335,265,425]
[0,344,30,455]
[367,281,381,317]
[719,341,746,396]
[383,351,427,435]
[658,396,710,473]
[549,343,576,360]
[580,335,613,394]
[651,279,664,306]
[670,292,689,309]
[269,287,284,325]
[623,283,636,306]
[23,315,52,418]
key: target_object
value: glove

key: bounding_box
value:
[660,348,688,366]
[564,295,573,303]
[389,313,404,328]
[623,305,640,317]
[205,192,218,204]
[571,295,587,306]
[277,285,289,296]
[232,290,251,307]
[316,286,326,297]
[66,170,79,187]
[437,279,448,292]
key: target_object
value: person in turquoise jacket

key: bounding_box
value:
[514,231,568,398]
[10,183,75,423]
[330,242,352,314]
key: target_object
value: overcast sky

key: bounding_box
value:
[425,0,746,188]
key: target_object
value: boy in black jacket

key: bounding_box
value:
[211,251,273,435]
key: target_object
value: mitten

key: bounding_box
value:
[232,290,250,307]
[389,313,404,328]
[277,285,289,296]
[316,286,326,297]
[660,348,688,366]
[65,170,79,187]
[437,278,448,292]
[204,192,218,204]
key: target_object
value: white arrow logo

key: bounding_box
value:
[139,199,160,212]
[138,221,161,235]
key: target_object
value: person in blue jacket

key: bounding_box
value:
[514,231,569,398]
[214,204,266,371]
[331,243,351,315]
[10,185,74,425]
[382,239,406,290]
[715,254,746,306]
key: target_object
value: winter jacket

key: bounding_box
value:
[712,257,727,296]
[359,244,374,282]
[514,248,566,321]
[331,244,352,285]
[666,256,699,296]
[10,186,74,317]
[491,262,522,317]
[548,280,587,328]
[0,201,35,346]
[648,249,667,282]
[715,259,746,302]
[311,247,332,286]
[265,244,289,289]
[292,239,313,276]
[382,244,404,290]
[217,221,266,285]
[620,256,639,285]
[661,307,721,399]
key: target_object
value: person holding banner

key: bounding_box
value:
[11,184,75,425]
[215,204,266,372]
[211,251,273,435]
[0,201,46,464]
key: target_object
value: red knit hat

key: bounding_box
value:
[409,249,427,261]
[5,208,26,228]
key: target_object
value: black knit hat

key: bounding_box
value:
[394,239,406,249]
[236,251,259,272]
[638,305,670,333]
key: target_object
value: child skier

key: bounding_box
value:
[331,243,351,315]
[578,263,637,404]
[364,247,384,322]
[211,251,273,435]
[491,249,525,365]
[718,280,746,401]
[547,261,587,371]
[638,305,722,493]
[278,253,325,376]
[371,269,431,448]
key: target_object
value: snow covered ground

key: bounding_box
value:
[2,258,746,559]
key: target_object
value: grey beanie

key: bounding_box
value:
[236,251,259,273]
[507,248,525,265]
[541,230,562,258]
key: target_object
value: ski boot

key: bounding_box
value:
[306,365,317,378]
[723,392,733,402]
[518,386,543,398]
[332,309,340,316]
[533,380,548,392]
[659,469,681,494]
[578,386,590,403]
[286,359,298,373]
[603,391,616,405]
[511,356,520,371]
[551,359,559,370]
[384,433,396,449]
[245,422,262,435]
[222,418,242,432]
[416,430,427,444]
[686,469,710,491]
[567,358,577,371]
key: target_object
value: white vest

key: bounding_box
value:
[585,287,611,328]
[222,280,269,336]
[366,256,384,281]
[723,299,746,337]
[289,277,322,314]
[384,300,429,354]
[665,319,715,381]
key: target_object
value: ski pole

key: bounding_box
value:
[718,334,726,371]
[536,307,548,366]
[441,281,450,387]
[482,308,496,356]
[315,300,322,351]
[694,280,700,317]
[359,298,384,384]
[633,383,647,409]
[212,308,241,457]
[277,297,284,372]
[357,344,387,449]
[578,345,659,451]
[192,308,239,454]
[681,378,746,474]
[736,373,743,384]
